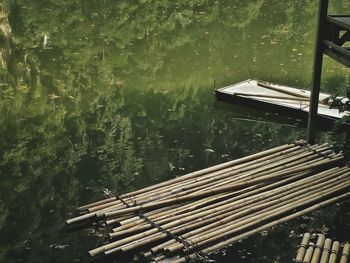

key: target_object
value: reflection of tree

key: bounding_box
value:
[0,0,350,262]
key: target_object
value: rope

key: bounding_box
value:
[294,140,334,159]
[117,196,213,262]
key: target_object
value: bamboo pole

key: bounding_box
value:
[340,243,350,263]
[128,145,309,204]
[113,166,345,242]
[194,149,334,196]
[320,238,332,263]
[173,192,350,263]
[190,145,331,196]
[128,170,344,254]
[120,194,305,253]
[65,141,349,263]
[120,143,296,198]
[296,233,312,262]
[103,154,343,219]
[144,190,307,256]
[141,142,323,204]
[86,200,124,213]
[105,204,182,226]
[67,143,332,225]
[311,234,325,263]
[163,176,350,254]
[122,185,324,254]
[234,92,311,101]
[71,144,305,224]
[115,170,349,256]
[329,241,340,263]
[66,201,130,225]
[77,196,117,212]
[303,242,315,263]
[257,81,310,98]
[111,167,319,236]
[111,167,344,256]
[115,192,235,230]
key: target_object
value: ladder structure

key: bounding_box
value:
[308,0,350,143]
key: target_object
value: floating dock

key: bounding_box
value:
[215,80,350,127]
[66,141,350,262]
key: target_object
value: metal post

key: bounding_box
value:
[307,0,329,144]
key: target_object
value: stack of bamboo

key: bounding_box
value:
[295,233,349,263]
[66,141,350,262]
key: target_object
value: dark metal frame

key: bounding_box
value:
[307,0,350,143]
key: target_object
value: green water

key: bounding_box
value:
[0,1,350,262]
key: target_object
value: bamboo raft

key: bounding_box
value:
[66,141,350,262]
[295,233,349,263]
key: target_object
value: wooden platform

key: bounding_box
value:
[215,80,350,127]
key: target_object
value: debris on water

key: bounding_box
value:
[49,94,61,100]
[103,189,113,197]
[300,223,308,229]
[260,230,268,236]
[273,256,281,262]
[204,148,215,153]
[255,133,263,138]
[289,230,297,238]
[169,162,175,171]
[43,34,49,48]
[301,215,313,220]
[49,244,70,249]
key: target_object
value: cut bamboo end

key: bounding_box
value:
[296,233,311,262]
[329,241,340,263]
[320,238,332,263]
[76,196,117,212]
[340,243,350,263]
[65,212,96,225]
[311,234,325,263]
[303,242,315,263]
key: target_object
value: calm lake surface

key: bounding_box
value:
[0,1,350,262]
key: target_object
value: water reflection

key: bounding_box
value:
[0,1,349,262]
